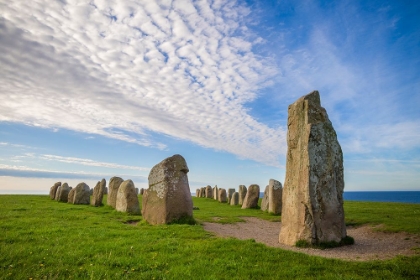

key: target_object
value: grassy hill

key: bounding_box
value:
[0,195,419,279]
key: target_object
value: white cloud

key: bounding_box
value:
[0,0,283,166]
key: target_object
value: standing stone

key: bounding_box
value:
[268,179,282,214]
[227,188,235,204]
[196,189,200,197]
[279,91,346,246]
[200,187,206,198]
[238,185,247,205]
[241,184,260,209]
[116,179,140,214]
[142,154,193,225]
[91,179,106,207]
[54,185,62,201]
[107,176,124,208]
[230,192,239,206]
[57,183,71,202]
[218,188,227,203]
[104,187,108,194]
[49,182,61,200]
[73,183,90,205]
[261,185,269,211]
[67,188,75,204]
[205,185,213,198]
[89,188,93,195]
[213,185,219,201]
[140,188,144,195]
[135,188,139,195]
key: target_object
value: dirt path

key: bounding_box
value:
[202,217,420,261]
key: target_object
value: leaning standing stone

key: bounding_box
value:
[279,91,346,246]
[142,154,193,225]
[67,188,75,204]
[260,185,269,211]
[230,192,239,206]
[241,184,260,209]
[73,183,90,205]
[49,182,61,200]
[218,188,227,203]
[54,185,62,201]
[91,179,106,207]
[238,185,247,205]
[57,183,71,202]
[116,179,140,214]
[107,176,124,208]
[268,179,282,214]
[227,188,235,204]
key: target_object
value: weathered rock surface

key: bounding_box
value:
[241,184,260,209]
[230,192,239,205]
[73,182,90,205]
[196,188,201,197]
[200,187,206,198]
[57,183,71,202]
[261,185,269,211]
[107,177,124,208]
[49,182,61,200]
[279,91,346,246]
[91,179,106,207]
[205,185,213,198]
[213,185,219,201]
[67,188,75,204]
[238,185,247,205]
[268,179,282,214]
[116,179,140,214]
[227,188,235,204]
[218,188,227,203]
[54,185,61,201]
[142,154,193,225]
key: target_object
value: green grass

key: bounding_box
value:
[0,195,419,279]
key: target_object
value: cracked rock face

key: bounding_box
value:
[142,154,193,225]
[279,91,346,246]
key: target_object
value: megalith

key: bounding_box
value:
[279,91,346,246]
[227,188,235,204]
[91,178,106,207]
[142,154,193,225]
[73,182,90,205]
[116,179,140,214]
[57,183,71,202]
[196,189,200,197]
[49,182,61,200]
[54,185,62,201]
[218,188,227,203]
[107,176,124,208]
[67,188,75,204]
[200,187,206,198]
[213,185,219,201]
[230,192,239,205]
[268,179,282,214]
[205,185,213,198]
[261,185,269,211]
[238,185,247,205]
[241,184,260,209]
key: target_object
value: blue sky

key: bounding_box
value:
[0,0,419,194]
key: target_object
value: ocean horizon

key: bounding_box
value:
[193,191,420,204]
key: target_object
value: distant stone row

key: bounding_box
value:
[196,179,283,214]
[48,178,143,214]
[48,154,194,226]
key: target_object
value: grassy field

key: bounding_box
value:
[0,195,419,279]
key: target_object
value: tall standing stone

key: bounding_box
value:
[205,185,213,198]
[200,187,206,198]
[227,188,235,204]
[116,179,140,214]
[73,182,90,205]
[142,154,193,225]
[67,188,75,204]
[261,185,269,211]
[57,183,71,202]
[49,182,61,200]
[279,91,346,246]
[54,185,62,201]
[268,179,282,215]
[230,192,239,206]
[107,176,124,208]
[91,179,106,207]
[241,184,260,209]
[218,188,227,203]
[213,185,219,201]
[238,185,247,205]
[196,189,200,197]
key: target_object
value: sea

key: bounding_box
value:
[257,191,420,204]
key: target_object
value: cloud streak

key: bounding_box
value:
[0,0,284,166]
